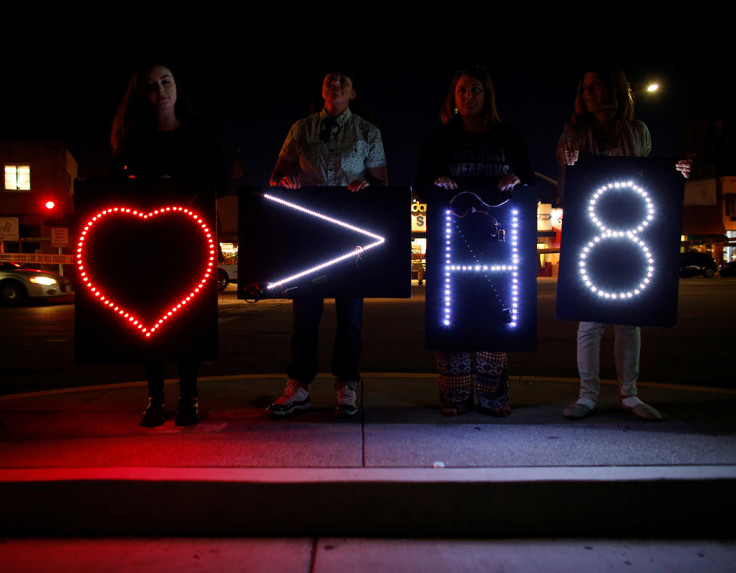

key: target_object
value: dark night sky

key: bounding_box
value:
[2,14,731,202]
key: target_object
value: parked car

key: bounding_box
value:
[217,263,238,291]
[0,262,74,306]
[719,261,736,277]
[678,252,717,278]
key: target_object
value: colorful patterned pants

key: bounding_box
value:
[436,350,509,415]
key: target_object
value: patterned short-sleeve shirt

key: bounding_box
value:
[278,108,386,187]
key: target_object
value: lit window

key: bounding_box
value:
[4,165,31,191]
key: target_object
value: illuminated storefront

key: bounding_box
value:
[536,202,562,277]
[412,196,563,281]
[411,197,426,283]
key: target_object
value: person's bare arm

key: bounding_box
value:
[270,156,301,188]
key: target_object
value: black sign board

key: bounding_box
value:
[74,179,218,364]
[424,187,538,352]
[556,156,684,327]
[237,186,411,300]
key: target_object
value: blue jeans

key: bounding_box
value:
[288,296,363,385]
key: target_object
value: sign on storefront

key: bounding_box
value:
[0,217,19,242]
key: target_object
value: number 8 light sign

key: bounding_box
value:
[579,180,655,299]
[556,156,684,328]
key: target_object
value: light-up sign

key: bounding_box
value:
[260,193,385,292]
[442,203,520,328]
[74,178,219,365]
[76,206,216,338]
[578,180,655,299]
[425,188,537,352]
[411,201,427,233]
[237,186,410,300]
[556,156,684,327]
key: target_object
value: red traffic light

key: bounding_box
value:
[45,200,56,210]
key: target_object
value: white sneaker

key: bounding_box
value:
[335,379,358,417]
[268,379,310,418]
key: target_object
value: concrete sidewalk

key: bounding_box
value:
[1,373,736,570]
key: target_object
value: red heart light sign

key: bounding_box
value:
[76,206,215,339]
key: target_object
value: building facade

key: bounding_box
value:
[679,118,736,264]
[0,140,77,271]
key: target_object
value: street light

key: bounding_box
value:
[632,81,661,98]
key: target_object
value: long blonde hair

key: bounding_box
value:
[570,61,635,133]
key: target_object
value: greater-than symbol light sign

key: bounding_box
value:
[237,186,410,300]
[261,193,386,292]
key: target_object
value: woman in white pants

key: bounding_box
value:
[556,61,690,421]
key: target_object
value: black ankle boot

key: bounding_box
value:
[140,396,166,427]
[175,394,200,426]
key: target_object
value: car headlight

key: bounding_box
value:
[29,276,58,286]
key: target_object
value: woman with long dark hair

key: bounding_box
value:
[110,61,226,427]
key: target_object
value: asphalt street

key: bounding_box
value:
[0,277,734,395]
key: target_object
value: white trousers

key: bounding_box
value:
[576,322,640,404]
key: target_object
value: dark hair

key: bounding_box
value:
[110,61,199,155]
[571,61,635,129]
[310,65,376,122]
[322,63,357,88]
[439,65,501,127]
